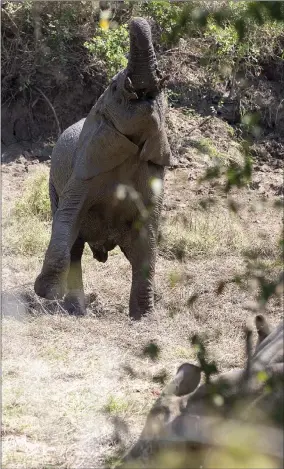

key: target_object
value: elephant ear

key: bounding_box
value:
[140,127,173,166]
[74,115,139,180]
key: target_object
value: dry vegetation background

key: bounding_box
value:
[2,1,284,468]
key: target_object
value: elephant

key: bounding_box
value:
[34,17,173,319]
[123,315,284,464]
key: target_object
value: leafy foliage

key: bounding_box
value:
[168,0,284,82]
[84,24,129,79]
[170,0,284,44]
[139,0,182,45]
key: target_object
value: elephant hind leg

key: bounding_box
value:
[64,237,86,316]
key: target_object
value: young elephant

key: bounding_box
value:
[34,18,173,319]
[124,315,284,464]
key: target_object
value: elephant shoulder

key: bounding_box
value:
[52,118,85,158]
[74,114,139,180]
[51,118,86,187]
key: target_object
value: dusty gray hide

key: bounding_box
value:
[34,17,172,319]
[123,315,284,465]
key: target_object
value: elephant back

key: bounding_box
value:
[51,118,86,193]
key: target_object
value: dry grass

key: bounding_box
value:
[14,168,51,222]
[3,215,51,257]
[2,115,283,468]
[2,252,282,468]
[2,168,51,257]
[159,203,280,260]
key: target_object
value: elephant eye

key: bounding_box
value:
[112,82,117,92]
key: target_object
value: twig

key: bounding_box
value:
[164,47,180,54]
[241,326,253,393]
[164,49,200,61]
[34,87,61,138]
[2,7,20,36]
[185,115,213,136]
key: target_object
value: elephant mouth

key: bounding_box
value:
[136,88,158,101]
[124,72,160,103]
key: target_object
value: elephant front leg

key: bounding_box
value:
[130,272,155,320]
[34,178,89,300]
[125,229,157,320]
[34,232,70,300]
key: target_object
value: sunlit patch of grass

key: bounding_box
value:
[14,168,51,222]
[3,215,51,256]
[195,137,223,158]
[104,395,129,415]
[3,382,43,442]
[41,344,70,363]
[159,208,248,260]
[190,137,239,165]
[173,346,191,359]
[159,205,279,261]
[64,388,98,416]
[3,168,51,257]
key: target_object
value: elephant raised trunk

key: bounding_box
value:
[127,17,159,93]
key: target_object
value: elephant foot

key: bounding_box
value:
[129,304,153,320]
[64,291,86,316]
[129,287,154,320]
[34,272,67,300]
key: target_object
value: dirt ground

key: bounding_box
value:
[2,107,283,468]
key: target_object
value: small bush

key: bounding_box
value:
[139,0,182,46]
[201,2,283,81]
[14,170,51,222]
[84,24,129,79]
[3,169,51,257]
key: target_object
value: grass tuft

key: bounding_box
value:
[104,395,129,415]
[3,169,51,256]
[159,206,279,260]
[3,215,51,257]
[14,169,51,222]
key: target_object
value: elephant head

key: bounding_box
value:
[75,17,172,180]
[123,316,284,464]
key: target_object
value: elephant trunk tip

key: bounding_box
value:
[127,17,160,92]
[129,17,153,50]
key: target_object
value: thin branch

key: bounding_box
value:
[34,87,61,138]
[1,7,20,36]
[185,115,213,136]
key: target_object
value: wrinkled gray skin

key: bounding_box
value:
[125,315,284,462]
[34,18,172,319]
